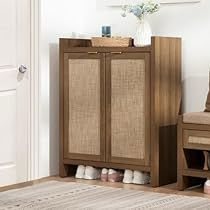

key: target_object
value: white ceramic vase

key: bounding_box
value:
[134,18,152,47]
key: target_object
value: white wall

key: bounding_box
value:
[40,0,210,177]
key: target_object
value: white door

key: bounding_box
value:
[0,0,31,186]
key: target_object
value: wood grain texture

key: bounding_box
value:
[177,116,187,190]
[182,169,210,179]
[60,38,91,48]
[183,112,210,125]
[60,37,182,187]
[59,39,68,177]
[63,159,151,172]
[151,36,182,187]
[59,39,93,176]
[178,115,210,190]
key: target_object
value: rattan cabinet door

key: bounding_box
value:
[63,53,105,162]
[106,53,150,166]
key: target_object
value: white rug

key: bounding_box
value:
[0,181,210,210]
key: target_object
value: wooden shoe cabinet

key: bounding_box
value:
[59,36,182,187]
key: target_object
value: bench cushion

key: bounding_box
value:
[183,112,210,125]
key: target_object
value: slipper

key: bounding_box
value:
[101,168,108,182]
[108,169,123,182]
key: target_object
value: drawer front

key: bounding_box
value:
[183,130,210,150]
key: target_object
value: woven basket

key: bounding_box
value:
[91,37,133,47]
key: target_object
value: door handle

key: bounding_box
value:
[88,52,98,54]
[19,65,28,74]
[111,52,122,54]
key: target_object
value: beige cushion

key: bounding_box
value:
[183,112,210,125]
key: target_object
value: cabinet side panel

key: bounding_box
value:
[111,59,146,160]
[151,37,181,186]
[68,59,101,155]
[59,40,68,176]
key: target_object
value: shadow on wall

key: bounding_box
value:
[49,43,59,175]
[182,76,208,113]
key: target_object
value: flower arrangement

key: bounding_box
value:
[121,0,160,20]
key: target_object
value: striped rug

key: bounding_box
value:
[0,181,210,209]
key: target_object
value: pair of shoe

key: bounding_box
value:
[101,168,123,182]
[123,169,150,185]
[75,165,100,180]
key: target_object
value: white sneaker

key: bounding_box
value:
[132,170,150,185]
[75,165,85,179]
[84,166,100,180]
[123,169,133,184]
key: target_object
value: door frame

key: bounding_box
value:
[29,0,41,181]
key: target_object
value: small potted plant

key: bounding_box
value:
[121,0,160,47]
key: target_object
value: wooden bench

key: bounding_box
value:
[178,112,210,190]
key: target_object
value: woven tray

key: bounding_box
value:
[91,37,133,47]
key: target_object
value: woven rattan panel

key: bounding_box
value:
[189,136,210,145]
[68,59,100,155]
[111,59,145,159]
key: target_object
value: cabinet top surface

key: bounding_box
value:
[59,36,181,53]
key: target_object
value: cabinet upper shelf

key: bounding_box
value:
[59,36,181,53]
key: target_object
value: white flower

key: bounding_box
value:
[121,0,160,20]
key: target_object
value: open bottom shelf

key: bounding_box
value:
[182,169,210,178]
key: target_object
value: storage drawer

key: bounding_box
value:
[183,130,210,150]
